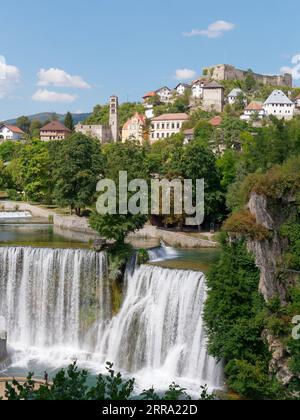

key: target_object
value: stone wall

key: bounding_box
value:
[203,64,293,87]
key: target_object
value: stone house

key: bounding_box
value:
[202,81,224,113]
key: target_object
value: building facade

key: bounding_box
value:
[155,87,172,104]
[75,124,112,143]
[40,121,71,141]
[175,83,190,96]
[240,101,266,121]
[109,95,119,142]
[202,81,224,113]
[0,124,25,141]
[150,113,189,142]
[75,95,120,143]
[203,64,293,87]
[191,78,209,99]
[122,113,146,144]
[227,88,246,105]
[263,90,295,120]
[295,93,300,109]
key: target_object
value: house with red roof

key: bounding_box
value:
[122,113,146,144]
[40,120,71,141]
[0,123,25,141]
[240,101,266,121]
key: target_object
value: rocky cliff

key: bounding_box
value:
[246,192,299,386]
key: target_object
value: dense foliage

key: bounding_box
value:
[2,362,214,401]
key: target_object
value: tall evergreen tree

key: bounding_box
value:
[64,112,75,131]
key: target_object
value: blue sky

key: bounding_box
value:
[0,0,299,120]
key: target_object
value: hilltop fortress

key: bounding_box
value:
[202,64,293,87]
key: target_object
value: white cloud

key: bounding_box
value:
[280,53,300,80]
[37,68,90,89]
[32,89,77,103]
[174,69,197,80]
[0,56,21,99]
[183,20,235,38]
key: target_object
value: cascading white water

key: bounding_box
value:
[96,265,223,392]
[148,241,179,262]
[0,246,223,394]
[0,212,32,219]
[0,247,110,350]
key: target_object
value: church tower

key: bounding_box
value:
[109,95,119,142]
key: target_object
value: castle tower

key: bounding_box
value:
[109,95,119,142]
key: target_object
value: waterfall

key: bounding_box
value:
[0,247,110,350]
[0,246,223,394]
[97,265,222,391]
[0,212,32,219]
[148,241,179,262]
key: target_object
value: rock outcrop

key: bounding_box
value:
[246,192,298,385]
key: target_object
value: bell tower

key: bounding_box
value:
[109,95,119,142]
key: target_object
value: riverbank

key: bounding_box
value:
[0,201,218,248]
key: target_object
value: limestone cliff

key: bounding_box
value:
[245,192,299,385]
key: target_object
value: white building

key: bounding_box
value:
[295,93,300,109]
[240,101,266,121]
[0,124,25,141]
[155,87,172,104]
[150,113,189,142]
[263,90,295,120]
[175,83,190,96]
[227,88,246,105]
[191,79,208,99]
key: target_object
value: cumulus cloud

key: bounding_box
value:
[281,54,300,80]
[37,68,90,89]
[0,56,21,98]
[174,69,197,80]
[32,89,77,103]
[183,20,235,38]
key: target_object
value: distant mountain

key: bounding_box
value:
[5,112,91,125]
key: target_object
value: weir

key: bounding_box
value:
[0,246,223,393]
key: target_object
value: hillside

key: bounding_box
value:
[5,112,91,125]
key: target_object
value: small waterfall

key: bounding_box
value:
[148,241,179,262]
[0,212,32,219]
[0,246,223,394]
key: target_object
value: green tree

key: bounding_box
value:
[64,112,75,131]
[6,140,53,202]
[16,116,31,134]
[29,119,42,139]
[90,142,150,243]
[245,69,257,92]
[52,133,104,215]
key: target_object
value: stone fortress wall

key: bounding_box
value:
[203,64,293,87]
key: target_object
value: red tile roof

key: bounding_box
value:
[1,124,25,134]
[151,113,189,122]
[143,91,156,99]
[245,101,263,111]
[209,116,223,127]
[41,121,71,132]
